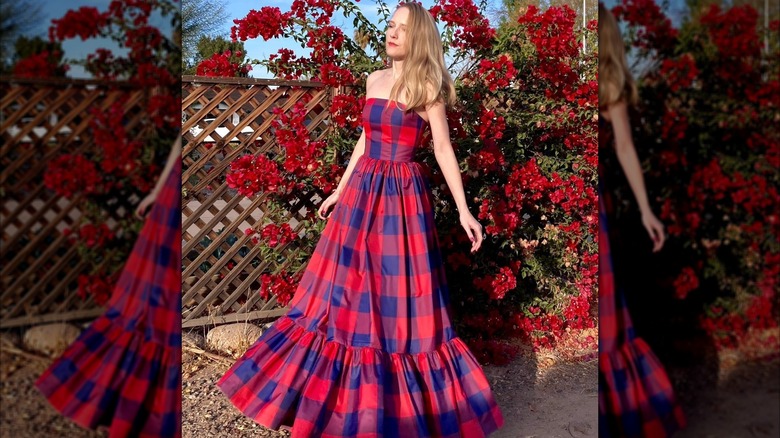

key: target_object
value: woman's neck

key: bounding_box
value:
[391,60,404,80]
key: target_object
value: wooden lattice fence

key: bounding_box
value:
[181,76,337,328]
[0,77,156,328]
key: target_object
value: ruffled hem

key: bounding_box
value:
[599,337,685,438]
[218,315,504,438]
[35,309,181,438]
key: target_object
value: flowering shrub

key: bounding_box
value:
[12,50,69,78]
[207,0,597,362]
[12,0,181,304]
[606,0,779,351]
[196,49,252,77]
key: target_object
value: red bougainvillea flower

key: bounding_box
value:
[49,7,109,41]
[197,50,252,77]
[135,62,175,88]
[611,0,678,53]
[478,197,520,237]
[468,140,506,173]
[517,5,580,99]
[147,94,180,129]
[476,109,507,142]
[226,154,286,197]
[89,101,141,176]
[125,25,164,62]
[317,62,355,87]
[700,4,761,59]
[476,54,518,92]
[660,53,699,92]
[267,48,308,80]
[518,5,578,59]
[699,4,762,82]
[107,0,154,20]
[259,271,298,306]
[77,273,114,305]
[12,51,68,78]
[563,290,595,330]
[72,223,116,249]
[673,266,699,299]
[330,93,363,130]
[84,48,123,80]
[271,102,326,177]
[505,158,550,206]
[44,154,103,197]
[429,0,496,50]
[473,266,517,300]
[306,26,345,64]
[231,7,294,41]
[260,223,298,248]
[311,163,343,195]
[291,0,338,22]
[661,109,688,143]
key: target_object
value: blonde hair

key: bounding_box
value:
[598,3,638,107]
[388,2,457,112]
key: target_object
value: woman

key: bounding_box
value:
[36,139,182,438]
[217,3,504,437]
[598,3,686,437]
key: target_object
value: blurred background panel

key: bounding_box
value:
[599,0,779,436]
[1,1,180,435]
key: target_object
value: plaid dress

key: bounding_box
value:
[218,97,504,437]
[36,160,182,438]
[598,117,685,437]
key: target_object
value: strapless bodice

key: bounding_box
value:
[361,97,427,162]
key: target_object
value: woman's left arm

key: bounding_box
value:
[135,136,182,219]
[427,99,484,253]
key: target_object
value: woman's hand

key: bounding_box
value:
[641,210,665,252]
[135,191,158,219]
[317,191,340,220]
[460,211,484,253]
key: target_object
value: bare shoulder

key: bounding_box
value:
[366,69,391,90]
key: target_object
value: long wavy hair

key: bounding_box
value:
[598,3,638,108]
[387,2,457,112]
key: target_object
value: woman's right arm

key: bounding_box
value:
[332,130,366,197]
[135,137,182,219]
[316,72,375,219]
[607,100,666,251]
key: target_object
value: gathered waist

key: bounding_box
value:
[358,153,422,165]
[352,154,433,180]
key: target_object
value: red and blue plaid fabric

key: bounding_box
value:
[218,97,504,437]
[598,176,686,437]
[36,160,182,438]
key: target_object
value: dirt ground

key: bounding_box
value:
[2,327,778,438]
[673,357,779,438]
[0,348,106,438]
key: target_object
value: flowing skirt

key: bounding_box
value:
[218,155,504,437]
[36,161,182,438]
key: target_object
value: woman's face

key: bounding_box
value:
[385,7,409,60]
